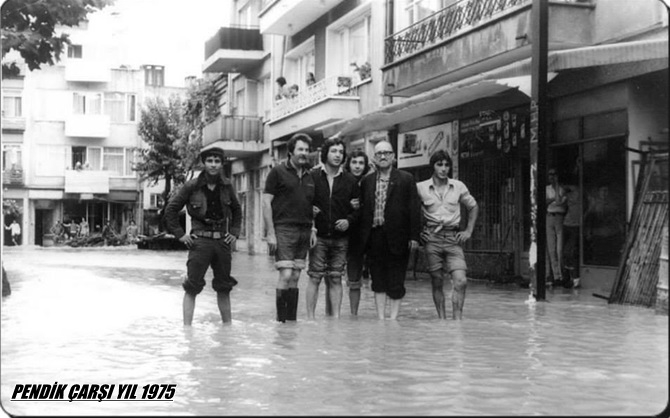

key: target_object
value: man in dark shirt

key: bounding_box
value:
[164,146,242,325]
[307,138,360,319]
[263,133,316,322]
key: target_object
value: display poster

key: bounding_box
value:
[459,108,528,160]
[398,122,458,175]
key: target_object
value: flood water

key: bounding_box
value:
[1,246,668,416]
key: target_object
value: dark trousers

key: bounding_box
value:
[367,227,409,300]
[183,238,237,295]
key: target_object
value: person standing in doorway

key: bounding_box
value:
[546,168,567,286]
[263,133,316,322]
[359,141,421,320]
[164,146,242,326]
[417,150,478,319]
[307,138,360,319]
[79,217,89,237]
[5,220,21,246]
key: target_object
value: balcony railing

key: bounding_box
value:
[203,115,263,144]
[271,75,359,121]
[2,167,24,187]
[385,0,529,64]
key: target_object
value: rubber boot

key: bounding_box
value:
[276,289,288,323]
[286,288,299,321]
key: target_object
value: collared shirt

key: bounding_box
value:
[320,164,344,194]
[546,184,567,214]
[416,177,477,229]
[372,173,390,227]
[264,159,315,226]
[203,183,224,221]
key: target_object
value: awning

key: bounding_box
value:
[323,38,668,138]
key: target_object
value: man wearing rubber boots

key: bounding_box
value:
[165,146,242,326]
[263,133,316,322]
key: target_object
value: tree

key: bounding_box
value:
[135,95,188,205]
[179,75,223,175]
[1,0,113,74]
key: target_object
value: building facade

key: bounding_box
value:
[205,0,667,293]
[2,21,187,247]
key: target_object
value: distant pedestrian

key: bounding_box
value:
[101,220,117,246]
[562,184,581,288]
[546,168,567,285]
[417,150,478,320]
[359,141,420,320]
[79,218,90,237]
[126,220,139,244]
[263,133,316,322]
[307,138,360,319]
[5,220,21,246]
[164,146,242,325]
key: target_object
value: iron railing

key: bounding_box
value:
[384,0,530,64]
[270,75,359,121]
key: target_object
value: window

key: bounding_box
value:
[87,147,102,170]
[68,44,83,59]
[2,95,22,117]
[396,0,450,30]
[149,193,164,209]
[3,144,22,169]
[104,93,137,123]
[72,146,86,168]
[327,6,371,82]
[144,65,164,87]
[73,92,102,115]
[236,0,258,27]
[285,37,315,91]
[103,147,125,176]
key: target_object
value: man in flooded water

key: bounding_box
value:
[416,150,478,320]
[164,146,242,326]
[263,133,316,322]
[307,138,360,319]
[359,140,421,320]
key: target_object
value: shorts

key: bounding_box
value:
[308,236,348,282]
[183,237,237,296]
[423,228,468,273]
[274,224,312,270]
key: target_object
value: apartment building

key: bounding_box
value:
[202,0,667,292]
[1,21,187,247]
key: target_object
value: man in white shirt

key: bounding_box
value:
[416,150,478,320]
[546,168,567,286]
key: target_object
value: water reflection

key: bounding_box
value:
[1,248,668,415]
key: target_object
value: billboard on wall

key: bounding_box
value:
[397,122,459,177]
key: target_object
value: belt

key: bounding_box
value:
[192,230,225,239]
[547,212,565,217]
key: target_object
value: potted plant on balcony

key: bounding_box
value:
[351,61,372,83]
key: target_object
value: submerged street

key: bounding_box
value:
[1,246,667,416]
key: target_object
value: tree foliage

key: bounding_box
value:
[135,95,187,203]
[1,0,113,73]
[180,75,223,174]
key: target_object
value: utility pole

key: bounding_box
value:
[530,0,548,300]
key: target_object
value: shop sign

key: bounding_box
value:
[459,109,528,159]
[398,122,457,170]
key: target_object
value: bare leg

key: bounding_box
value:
[349,288,361,316]
[374,292,386,319]
[328,276,343,319]
[183,293,196,326]
[429,271,447,319]
[217,291,232,324]
[306,276,320,319]
[451,270,467,320]
[388,297,401,320]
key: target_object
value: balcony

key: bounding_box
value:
[202,26,265,74]
[65,60,110,83]
[383,0,594,96]
[268,75,360,140]
[64,169,110,194]
[202,115,268,159]
[259,0,345,35]
[2,167,24,188]
[65,114,111,138]
[1,116,26,132]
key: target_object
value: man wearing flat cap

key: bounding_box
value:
[165,146,242,325]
